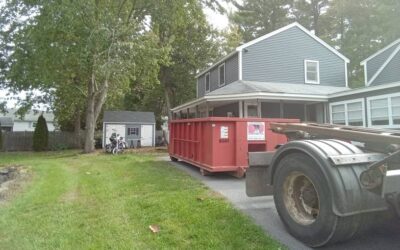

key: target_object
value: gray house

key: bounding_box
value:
[328,40,400,129]
[103,111,156,148]
[172,22,350,123]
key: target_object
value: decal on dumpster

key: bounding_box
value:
[220,126,229,140]
[247,122,265,141]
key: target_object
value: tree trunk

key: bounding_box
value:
[74,107,81,148]
[84,92,96,153]
[160,66,173,119]
[83,77,109,153]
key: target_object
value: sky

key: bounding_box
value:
[0,2,233,109]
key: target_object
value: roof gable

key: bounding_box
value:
[366,45,400,86]
[360,38,400,65]
[236,22,349,63]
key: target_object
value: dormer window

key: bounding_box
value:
[218,63,225,86]
[205,72,210,93]
[304,60,320,84]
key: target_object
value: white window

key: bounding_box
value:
[218,63,225,86]
[304,60,320,84]
[367,93,400,128]
[205,72,210,93]
[330,99,365,126]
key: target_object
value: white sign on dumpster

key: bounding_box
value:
[247,122,265,141]
[220,126,229,139]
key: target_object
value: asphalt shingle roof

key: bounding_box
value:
[205,80,350,96]
[0,117,13,127]
[103,111,155,123]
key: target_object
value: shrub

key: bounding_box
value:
[33,114,49,151]
[0,128,2,151]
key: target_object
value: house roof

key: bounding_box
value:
[329,81,400,98]
[103,111,155,123]
[196,22,349,78]
[0,117,13,127]
[206,80,350,97]
[171,81,349,112]
[3,109,54,122]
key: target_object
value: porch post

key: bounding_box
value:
[239,101,243,118]
[279,101,284,118]
[304,104,308,122]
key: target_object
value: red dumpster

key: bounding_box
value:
[168,117,299,177]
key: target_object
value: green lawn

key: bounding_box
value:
[0,151,281,249]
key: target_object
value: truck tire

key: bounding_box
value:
[273,153,366,247]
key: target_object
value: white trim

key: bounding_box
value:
[238,50,243,80]
[304,60,320,84]
[366,45,400,86]
[360,38,400,65]
[363,64,368,86]
[218,63,226,87]
[236,22,350,63]
[345,62,348,87]
[195,51,237,78]
[367,92,400,129]
[329,98,365,127]
[205,72,211,93]
[328,81,400,98]
[244,101,261,118]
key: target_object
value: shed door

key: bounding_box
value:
[105,124,125,146]
[141,125,153,146]
[126,125,140,148]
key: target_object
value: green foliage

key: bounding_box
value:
[32,115,49,151]
[230,0,294,42]
[0,128,3,151]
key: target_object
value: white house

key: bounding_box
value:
[0,109,56,132]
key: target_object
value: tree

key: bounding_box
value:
[149,0,220,118]
[230,0,294,42]
[0,126,3,151]
[292,0,330,36]
[1,0,167,153]
[33,115,49,151]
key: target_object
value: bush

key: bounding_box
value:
[0,128,2,151]
[33,114,49,151]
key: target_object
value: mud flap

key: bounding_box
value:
[246,152,275,197]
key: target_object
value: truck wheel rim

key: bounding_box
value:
[283,171,320,225]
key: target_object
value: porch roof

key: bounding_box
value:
[172,81,349,112]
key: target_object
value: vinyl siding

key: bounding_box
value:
[371,50,400,86]
[196,53,239,97]
[366,42,400,82]
[242,26,346,87]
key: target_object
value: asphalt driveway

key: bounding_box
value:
[167,159,400,250]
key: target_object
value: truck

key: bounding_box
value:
[246,122,400,247]
[169,118,400,247]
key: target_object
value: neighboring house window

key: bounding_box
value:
[205,73,210,93]
[304,60,320,84]
[218,64,225,86]
[330,99,365,126]
[128,127,139,136]
[367,93,400,128]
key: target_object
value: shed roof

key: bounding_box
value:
[0,117,13,127]
[103,111,155,123]
[206,80,350,97]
